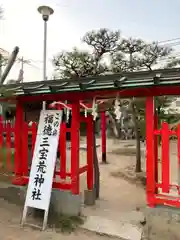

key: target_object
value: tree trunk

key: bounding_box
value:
[131,101,142,173]
[106,111,120,138]
[1,46,19,84]
[129,54,141,172]
[93,122,100,199]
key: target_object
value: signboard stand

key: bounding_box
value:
[21,110,63,230]
[21,206,49,230]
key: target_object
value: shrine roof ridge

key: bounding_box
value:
[1,67,180,97]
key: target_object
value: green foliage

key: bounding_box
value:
[0,7,7,68]
[112,38,145,72]
[53,28,178,77]
[53,47,107,78]
[83,28,121,55]
[48,213,84,233]
[165,57,180,68]
[0,147,14,171]
[52,27,177,137]
[0,5,3,19]
[0,87,15,97]
[112,39,173,72]
[52,28,179,173]
[133,96,177,138]
[0,55,8,68]
[140,42,172,70]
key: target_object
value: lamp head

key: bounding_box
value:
[38,5,54,21]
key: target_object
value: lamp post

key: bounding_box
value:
[38,5,54,110]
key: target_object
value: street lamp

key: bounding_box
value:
[38,5,54,110]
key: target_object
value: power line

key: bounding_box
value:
[160,41,180,48]
[158,37,180,44]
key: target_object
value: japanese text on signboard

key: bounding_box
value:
[31,112,60,201]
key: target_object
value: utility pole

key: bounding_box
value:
[20,56,24,71]
[17,57,24,82]
[17,56,31,82]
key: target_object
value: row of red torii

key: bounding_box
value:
[10,97,122,195]
[2,92,180,208]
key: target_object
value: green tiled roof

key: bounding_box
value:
[1,67,180,97]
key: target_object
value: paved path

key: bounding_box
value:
[0,198,112,240]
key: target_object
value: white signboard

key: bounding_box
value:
[21,110,62,229]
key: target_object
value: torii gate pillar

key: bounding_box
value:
[146,96,158,207]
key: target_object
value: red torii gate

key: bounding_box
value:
[9,99,107,195]
[11,101,95,195]
[1,68,180,208]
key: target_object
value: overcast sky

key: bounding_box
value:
[1,0,180,82]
